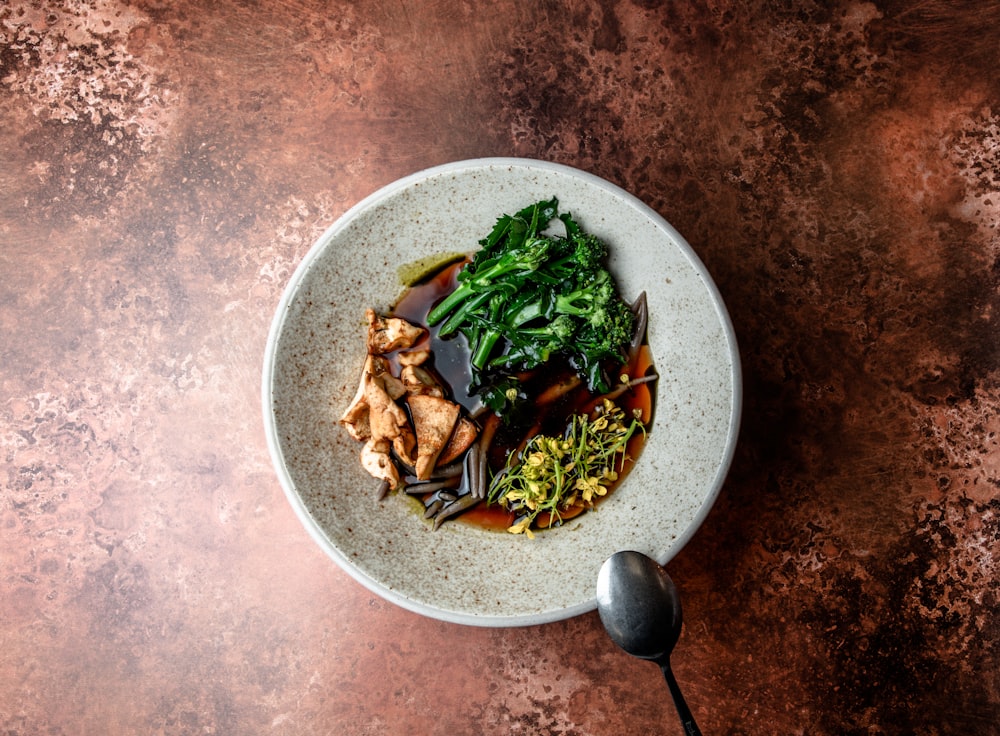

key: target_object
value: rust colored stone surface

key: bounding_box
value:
[2,1,998,733]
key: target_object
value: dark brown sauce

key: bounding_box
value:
[391,261,656,532]
[391,260,482,412]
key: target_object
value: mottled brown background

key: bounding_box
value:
[2,1,998,734]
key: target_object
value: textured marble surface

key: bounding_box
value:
[2,1,998,734]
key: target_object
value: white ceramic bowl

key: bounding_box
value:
[263,158,741,627]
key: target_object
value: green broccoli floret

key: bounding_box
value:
[571,296,636,391]
[503,270,634,391]
[518,228,608,290]
[423,198,637,414]
[554,231,609,280]
[507,270,614,327]
[491,314,577,370]
[554,269,617,318]
[427,236,552,331]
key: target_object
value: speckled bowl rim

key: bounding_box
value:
[263,158,742,627]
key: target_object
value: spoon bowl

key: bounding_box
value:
[596,550,702,735]
[596,549,683,661]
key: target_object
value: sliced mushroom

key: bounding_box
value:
[430,493,482,530]
[365,371,411,446]
[367,354,391,377]
[340,393,371,442]
[359,438,400,490]
[400,364,445,398]
[366,308,424,354]
[381,373,407,401]
[398,349,431,367]
[392,427,417,469]
[340,355,410,442]
[437,417,479,466]
[407,394,460,480]
[368,355,407,400]
[339,358,373,441]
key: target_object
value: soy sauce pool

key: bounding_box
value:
[391,260,482,414]
[391,260,656,532]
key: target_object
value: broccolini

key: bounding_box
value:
[426,198,636,417]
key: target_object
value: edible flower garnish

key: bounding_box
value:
[487,399,645,536]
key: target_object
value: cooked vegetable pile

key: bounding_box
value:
[426,198,636,417]
[338,198,656,537]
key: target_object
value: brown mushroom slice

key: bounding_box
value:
[340,404,371,442]
[407,394,460,480]
[366,308,424,354]
[365,372,411,445]
[366,355,407,400]
[367,354,391,377]
[400,364,445,398]
[381,373,407,401]
[437,417,479,466]
[392,425,417,468]
[359,438,400,490]
[398,349,431,367]
[339,361,373,442]
[340,355,397,439]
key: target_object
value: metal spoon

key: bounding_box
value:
[596,550,703,736]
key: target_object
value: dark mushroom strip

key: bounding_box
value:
[472,413,501,499]
[629,291,648,359]
[423,498,445,519]
[463,443,481,499]
[605,372,658,401]
[431,492,481,530]
[396,457,464,484]
[428,458,466,479]
[393,458,418,480]
[403,478,460,495]
[375,479,391,501]
[475,441,489,500]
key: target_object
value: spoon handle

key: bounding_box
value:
[660,664,703,736]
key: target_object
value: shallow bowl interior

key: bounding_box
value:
[263,158,741,627]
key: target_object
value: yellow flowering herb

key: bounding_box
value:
[487,399,645,536]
